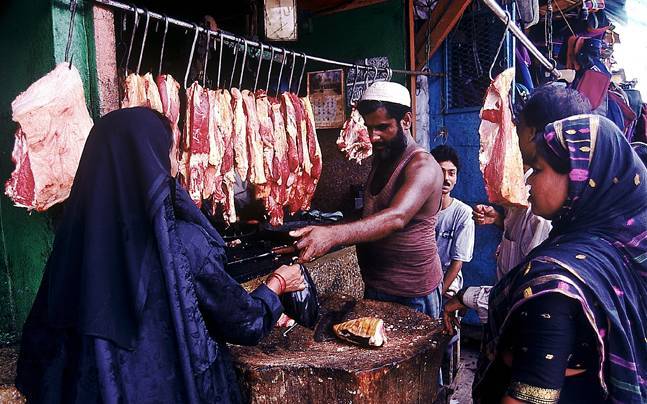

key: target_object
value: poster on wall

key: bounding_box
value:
[307,69,346,129]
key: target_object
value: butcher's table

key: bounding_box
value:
[229,294,449,403]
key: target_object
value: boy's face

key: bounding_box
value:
[439,160,457,195]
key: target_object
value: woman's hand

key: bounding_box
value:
[265,264,305,295]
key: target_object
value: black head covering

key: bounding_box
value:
[43,107,180,348]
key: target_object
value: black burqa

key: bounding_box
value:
[17,107,230,403]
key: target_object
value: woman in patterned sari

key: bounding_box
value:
[473,115,647,403]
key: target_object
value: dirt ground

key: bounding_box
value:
[0,345,24,403]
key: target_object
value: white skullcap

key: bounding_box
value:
[360,81,411,108]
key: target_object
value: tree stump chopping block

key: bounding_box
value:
[230,294,449,403]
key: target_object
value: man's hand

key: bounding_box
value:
[473,204,501,227]
[289,226,337,263]
[442,296,467,335]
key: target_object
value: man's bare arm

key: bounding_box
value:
[291,153,442,262]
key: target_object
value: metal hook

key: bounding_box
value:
[217,33,224,88]
[124,4,139,73]
[371,66,378,85]
[64,0,78,68]
[350,65,360,103]
[136,8,150,75]
[288,52,296,93]
[229,38,241,89]
[489,11,511,81]
[202,29,211,87]
[276,50,287,95]
[364,65,371,91]
[296,53,307,95]
[157,14,169,76]
[265,47,275,93]
[184,23,200,89]
[254,44,264,93]
[386,67,393,82]
[238,40,248,89]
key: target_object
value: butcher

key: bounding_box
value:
[290,82,445,318]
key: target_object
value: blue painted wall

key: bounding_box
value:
[427,49,501,325]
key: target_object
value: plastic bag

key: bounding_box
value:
[280,264,320,328]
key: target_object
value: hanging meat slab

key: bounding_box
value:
[301,97,322,211]
[230,88,249,182]
[267,97,290,226]
[242,90,267,186]
[203,89,224,201]
[479,68,529,207]
[186,82,211,205]
[5,63,94,211]
[254,91,275,201]
[218,89,237,224]
[287,93,311,215]
[337,108,372,164]
[122,72,163,113]
[156,74,181,168]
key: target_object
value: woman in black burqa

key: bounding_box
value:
[16,107,304,403]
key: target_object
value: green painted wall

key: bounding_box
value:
[295,0,407,86]
[0,0,98,344]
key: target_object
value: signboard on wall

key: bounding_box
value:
[264,0,298,41]
[307,69,346,129]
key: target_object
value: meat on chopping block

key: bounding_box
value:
[479,68,528,207]
[242,90,267,186]
[217,89,237,224]
[230,294,448,403]
[122,73,163,113]
[300,97,322,211]
[230,88,249,182]
[156,74,181,165]
[337,107,372,164]
[5,63,93,211]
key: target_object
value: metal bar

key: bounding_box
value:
[94,0,442,77]
[481,0,561,78]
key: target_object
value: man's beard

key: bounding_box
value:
[374,125,407,161]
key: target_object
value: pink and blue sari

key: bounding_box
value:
[474,115,647,403]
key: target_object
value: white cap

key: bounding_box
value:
[360,81,411,108]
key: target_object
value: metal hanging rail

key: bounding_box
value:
[482,0,561,79]
[94,0,442,78]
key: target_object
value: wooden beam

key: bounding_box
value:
[414,0,472,70]
[408,0,416,139]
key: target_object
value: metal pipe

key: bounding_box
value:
[482,0,561,78]
[94,0,442,77]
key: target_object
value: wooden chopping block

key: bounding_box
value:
[230,294,449,403]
